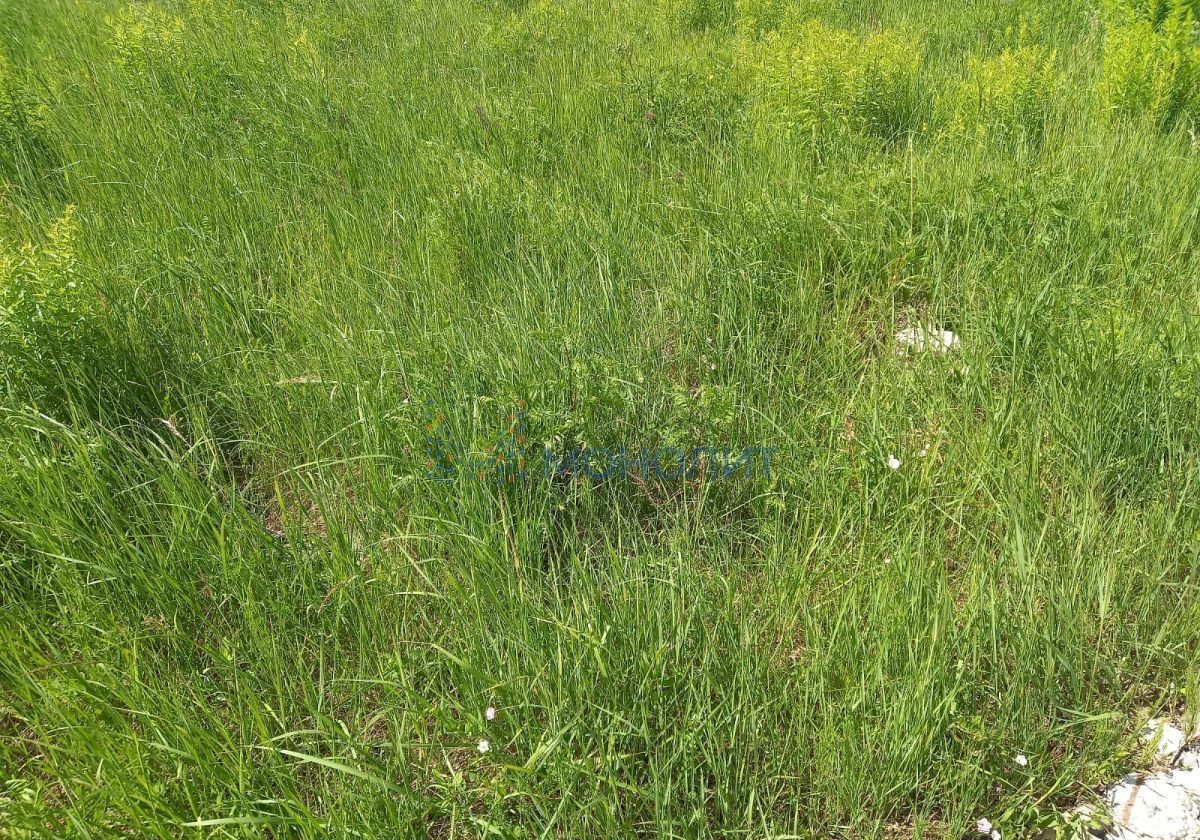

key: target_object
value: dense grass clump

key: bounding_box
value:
[1100,0,1200,128]
[2,0,1200,838]
[0,206,90,405]
[945,45,1062,142]
[0,48,51,182]
[737,16,924,141]
[660,0,736,33]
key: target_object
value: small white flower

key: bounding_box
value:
[976,818,992,835]
[709,363,716,371]
[485,706,496,721]
[992,832,1001,840]
[477,739,490,753]
[886,455,901,470]
[1015,754,1028,767]
[883,556,892,565]
[918,445,929,458]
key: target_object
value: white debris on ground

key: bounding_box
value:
[1095,768,1200,839]
[1142,720,1190,761]
[895,324,960,353]
[1082,720,1200,840]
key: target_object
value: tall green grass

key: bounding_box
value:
[2,0,1200,836]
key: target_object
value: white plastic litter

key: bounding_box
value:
[895,325,960,353]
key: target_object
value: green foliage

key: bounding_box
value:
[624,52,743,151]
[488,0,579,66]
[105,2,185,74]
[436,151,533,280]
[1100,0,1200,129]
[104,0,291,160]
[0,207,90,401]
[0,50,48,175]
[733,0,789,35]
[662,379,737,448]
[945,45,1060,141]
[0,777,42,839]
[659,0,736,33]
[737,17,924,141]
[1102,0,1200,27]
[0,52,42,146]
[4,1,1200,838]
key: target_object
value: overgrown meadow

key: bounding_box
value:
[3,0,1200,836]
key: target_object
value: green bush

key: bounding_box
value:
[0,206,91,401]
[945,46,1060,141]
[737,18,923,141]
[1099,0,1200,129]
[105,2,185,75]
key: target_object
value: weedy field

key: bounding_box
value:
[2,0,1200,836]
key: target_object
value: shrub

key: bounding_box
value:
[105,2,185,74]
[0,206,91,400]
[737,19,923,141]
[1099,0,1200,129]
[946,46,1060,141]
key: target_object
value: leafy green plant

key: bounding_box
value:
[625,53,743,152]
[737,17,924,141]
[436,151,533,281]
[488,0,579,66]
[0,50,48,175]
[945,46,1060,141]
[0,206,90,400]
[105,2,185,74]
[661,380,737,449]
[1101,0,1200,27]
[1099,0,1200,129]
[0,777,42,839]
[659,0,735,33]
[733,0,789,35]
